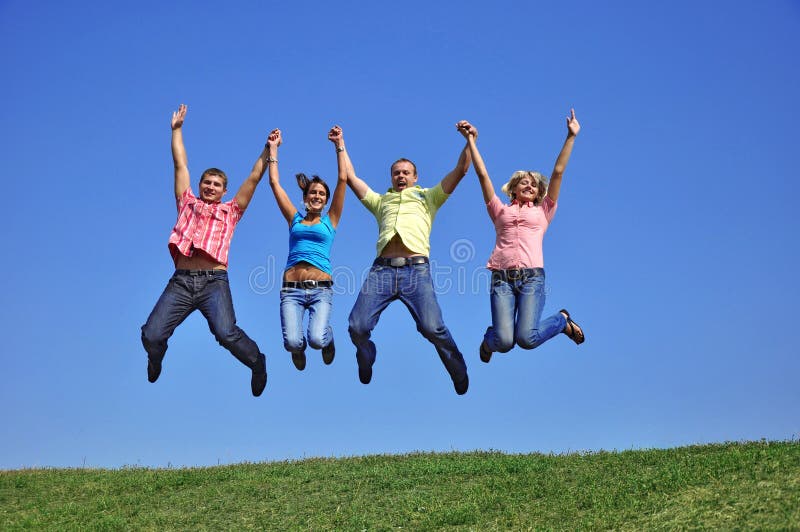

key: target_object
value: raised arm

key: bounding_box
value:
[458,120,494,203]
[545,108,580,203]
[233,129,272,212]
[261,129,297,224]
[440,124,475,194]
[342,133,369,200]
[171,104,190,199]
[327,125,348,228]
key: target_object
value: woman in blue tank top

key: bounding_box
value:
[265,126,349,370]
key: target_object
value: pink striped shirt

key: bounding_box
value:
[168,188,243,267]
[485,195,557,270]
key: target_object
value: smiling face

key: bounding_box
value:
[390,160,418,192]
[198,174,227,203]
[513,176,538,204]
[304,182,329,212]
[504,170,547,205]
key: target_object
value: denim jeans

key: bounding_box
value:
[279,286,333,354]
[484,268,567,353]
[348,260,467,383]
[141,270,263,370]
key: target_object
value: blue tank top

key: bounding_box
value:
[285,212,336,274]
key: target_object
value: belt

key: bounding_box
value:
[491,267,544,281]
[374,256,430,267]
[282,280,333,289]
[175,269,227,276]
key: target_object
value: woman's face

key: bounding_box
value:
[305,182,328,211]
[514,176,538,204]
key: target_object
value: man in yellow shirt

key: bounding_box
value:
[343,121,477,395]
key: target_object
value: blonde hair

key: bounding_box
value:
[501,171,548,205]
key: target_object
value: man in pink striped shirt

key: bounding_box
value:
[141,104,270,397]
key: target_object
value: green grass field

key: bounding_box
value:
[2,441,798,530]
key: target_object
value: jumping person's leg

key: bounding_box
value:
[141,271,197,382]
[197,271,267,396]
[514,270,566,350]
[280,287,309,370]
[348,264,396,384]
[306,287,334,364]
[398,263,468,395]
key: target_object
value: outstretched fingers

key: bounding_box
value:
[171,103,187,129]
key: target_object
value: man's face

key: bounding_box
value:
[390,161,418,192]
[199,174,226,203]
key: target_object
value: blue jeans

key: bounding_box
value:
[279,286,333,354]
[141,270,263,370]
[348,260,467,383]
[484,268,567,353]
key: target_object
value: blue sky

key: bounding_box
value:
[1,0,798,469]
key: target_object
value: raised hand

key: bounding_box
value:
[171,104,187,130]
[456,120,478,139]
[567,108,580,137]
[328,125,343,146]
[267,128,282,150]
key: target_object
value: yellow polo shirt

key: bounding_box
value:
[361,183,449,257]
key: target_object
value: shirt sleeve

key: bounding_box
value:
[425,183,450,210]
[224,198,244,224]
[542,195,558,222]
[486,194,504,221]
[176,187,195,212]
[360,188,382,216]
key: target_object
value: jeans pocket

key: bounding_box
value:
[412,263,431,276]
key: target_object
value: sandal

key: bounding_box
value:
[560,309,585,345]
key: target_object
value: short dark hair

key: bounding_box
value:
[200,168,228,189]
[390,158,417,176]
[295,173,330,204]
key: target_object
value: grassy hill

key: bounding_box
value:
[2,441,798,530]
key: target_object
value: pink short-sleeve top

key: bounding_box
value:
[485,194,557,270]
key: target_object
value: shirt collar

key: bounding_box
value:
[386,185,423,193]
[510,198,533,207]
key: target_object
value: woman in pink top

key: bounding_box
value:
[459,110,585,363]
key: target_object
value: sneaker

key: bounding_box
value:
[321,339,335,365]
[358,359,373,385]
[251,354,267,397]
[479,340,492,363]
[147,358,162,383]
[453,374,469,395]
[292,351,307,371]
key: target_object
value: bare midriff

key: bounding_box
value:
[283,262,331,282]
[174,249,227,271]
[379,233,425,259]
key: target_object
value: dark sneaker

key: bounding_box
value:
[147,358,162,383]
[479,341,492,363]
[251,354,267,397]
[292,351,307,371]
[358,361,372,385]
[322,339,335,365]
[453,374,469,395]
